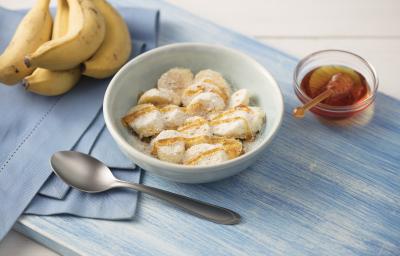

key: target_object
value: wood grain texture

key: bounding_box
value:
[12,0,400,255]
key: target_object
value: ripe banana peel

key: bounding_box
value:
[0,0,52,85]
[24,68,81,96]
[24,0,81,96]
[25,0,106,71]
[82,0,132,79]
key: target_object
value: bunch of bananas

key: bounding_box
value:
[0,0,131,96]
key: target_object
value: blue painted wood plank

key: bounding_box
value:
[15,0,400,255]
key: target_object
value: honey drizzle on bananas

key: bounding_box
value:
[186,146,226,165]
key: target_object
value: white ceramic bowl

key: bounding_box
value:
[103,43,284,183]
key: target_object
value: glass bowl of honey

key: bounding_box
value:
[293,50,378,118]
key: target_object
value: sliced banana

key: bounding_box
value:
[121,103,164,138]
[159,105,188,129]
[151,130,185,164]
[186,92,226,116]
[248,106,266,133]
[211,115,252,140]
[138,88,181,106]
[177,116,212,138]
[209,137,243,159]
[184,136,243,160]
[194,69,231,97]
[182,82,228,106]
[210,105,265,140]
[157,68,193,96]
[183,143,229,166]
[229,88,250,108]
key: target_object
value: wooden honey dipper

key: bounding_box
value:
[293,73,354,118]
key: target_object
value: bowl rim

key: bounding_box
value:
[103,42,284,172]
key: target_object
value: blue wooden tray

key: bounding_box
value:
[15,0,400,255]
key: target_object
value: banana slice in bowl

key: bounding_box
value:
[229,89,250,108]
[194,69,231,97]
[210,105,265,140]
[138,88,181,106]
[186,92,226,116]
[121,103,164,138]
[159,105,188,129]
[157,68,193,96]
[177,116,212,138]
[151,130,186,164]
[183,143,229,166]
[182,82,228,106]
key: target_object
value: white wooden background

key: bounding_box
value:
[0,0,399,255]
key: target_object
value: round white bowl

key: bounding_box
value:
[103,43,284,183]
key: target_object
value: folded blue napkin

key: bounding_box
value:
[0,6,160,240]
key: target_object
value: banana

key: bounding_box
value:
[24,68,81,96]
[81,0,132,78]
[157,68,194,96]
[0,0,52,85]
[25,0,106,71]
[24,0,81,96]
[52,0,69,39]
[229,89,250,108]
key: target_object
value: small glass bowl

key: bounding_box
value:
[293,50,379,119]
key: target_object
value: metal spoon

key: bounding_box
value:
[50,151,241,225]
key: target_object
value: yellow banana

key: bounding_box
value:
[52,0,69,39]
[0,0,52,85]
[24,0,81,96]
[81,0,132,79]
[25,0,106,71]
[24,69,81,96]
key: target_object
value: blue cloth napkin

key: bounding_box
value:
[0,6,160,240]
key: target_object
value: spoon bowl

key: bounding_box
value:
[51,151,115,193]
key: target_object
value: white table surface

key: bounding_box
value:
[0,0,399,255]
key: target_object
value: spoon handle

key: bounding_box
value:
[114,180,241,225]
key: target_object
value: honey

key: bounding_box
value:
[293,50,378,119]
[300,65,369,107]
